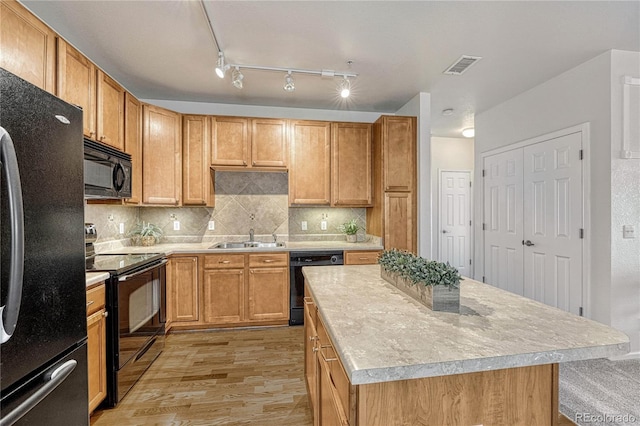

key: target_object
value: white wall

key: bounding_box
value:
[396,93,432,259]
[474,49,640,357]
[431,137,474,261]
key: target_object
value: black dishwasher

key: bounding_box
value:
[289,251,343,325]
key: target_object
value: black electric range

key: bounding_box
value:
[86,252,165,275]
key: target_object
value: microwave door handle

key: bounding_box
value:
[118,259,168,281]
[0,127,25,344]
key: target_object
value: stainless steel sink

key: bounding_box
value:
[209,241,286,249]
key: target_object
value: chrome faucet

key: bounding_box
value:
[249,228,254,242]
[272,233,277,243]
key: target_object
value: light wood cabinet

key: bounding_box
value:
[0,0,56,93]
[124,93,142,205]
[142,104,182,205]
[57,39,96,138]
[331,122,372,207]
[203,268,245,324]
[344,250,382,265]
[367,115,417,253]
[289,120,331,205]
[247,265,288,321]
[96,70,125,150]
[168,256,199,323]
[86,283,107,414]
[211,116,288,170]
[183,115,213,206]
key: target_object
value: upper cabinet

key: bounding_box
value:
[0,0,56,93]
[183,115,213,206]
[124,92,142,205]
[211,116,288,170]
[331,122,372,206]
[142,104,182,205]
[289,120,331,206]
[382,116,415,192]
[57,39,124,150]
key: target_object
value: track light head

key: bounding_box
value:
[215,52,228,78]
[339,76,351,98]
[232,67,244,89]
[283,71,295,92]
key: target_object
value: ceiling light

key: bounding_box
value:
[339,76,351,98]
[462,128,475,138]
[232,67,244,89]
[215,52,228,78]
[283,71,295,92]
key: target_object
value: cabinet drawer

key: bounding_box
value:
[204,254,245,269]
[86,284,105,316]
[248,252,288,268]
[344,250,382,265]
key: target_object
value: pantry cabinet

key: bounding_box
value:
[123,93,142,205]
[289,120,332,205]
[0,0,56,93]
[183,115,213,206]
[142,104,182,205]
[86,283,107,414]
[331,122,372,206]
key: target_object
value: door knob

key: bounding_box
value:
[523,240,535,246]
[442,230,451,234]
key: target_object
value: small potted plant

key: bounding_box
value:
[338,218,361,243]
[128,222,164,246]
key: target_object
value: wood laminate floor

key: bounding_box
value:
[90,326,312,426]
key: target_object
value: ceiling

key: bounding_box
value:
[21,1,640,138]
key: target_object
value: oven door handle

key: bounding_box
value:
[118,259,168,281]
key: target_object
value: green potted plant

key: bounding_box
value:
[378,249,462,312]
[337,218,361,243]
[127,222,164,246]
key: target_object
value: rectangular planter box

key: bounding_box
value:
[381,268,460,313]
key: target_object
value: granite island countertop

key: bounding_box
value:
[303,264,630,385]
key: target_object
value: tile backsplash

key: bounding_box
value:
[85,171,367,244]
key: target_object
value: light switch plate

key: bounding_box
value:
[119,223,124,234]
[208,221,215,230]
[173,220,180,231]
[301,221,307,231]
[321,220,327,231]
[623,225,635,239]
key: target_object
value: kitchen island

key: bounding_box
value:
[303,264,629,426]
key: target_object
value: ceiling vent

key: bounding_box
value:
[443,55,482,75]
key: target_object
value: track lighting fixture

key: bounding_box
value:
[215,52,228,78]
[283,71,295,92]
[339,76,351,98]
[232,67,244,89]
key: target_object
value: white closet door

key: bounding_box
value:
[439,171,472,276]
[483,150,524,294]
[523,132,583,314]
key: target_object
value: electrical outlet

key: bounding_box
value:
[208,220,215,230]
[301,221,308,231]
[321,220,327,231]
[623,225,635,239]
[119,223,125,234]
[173,220,180,231]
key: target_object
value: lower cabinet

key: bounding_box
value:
[344,250,382,265]
[167,252,289,330]
[86,283,107,414]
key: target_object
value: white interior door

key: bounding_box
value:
[439,171,472,276]
[523,132,583,314]
[483,150,524,294]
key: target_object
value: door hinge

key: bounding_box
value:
[579,149,584,160]
[469,259,472,265]
[482,169,486,177]
[482,223,486,231]
[579,228,584,239]
[579,307,584,316]
[469,181,472,187]
[482,276,485,283]
[469,220,472,226]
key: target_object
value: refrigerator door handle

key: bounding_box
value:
[0,360,77,426]
[0,127,25,344]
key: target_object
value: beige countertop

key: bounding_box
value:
[303,264,630,385]
[85,272,110,288]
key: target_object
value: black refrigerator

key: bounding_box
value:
[1,68,89,425]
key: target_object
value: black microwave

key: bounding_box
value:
[84,139,132,199]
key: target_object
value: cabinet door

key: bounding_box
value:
[203,269,244,324]
[331,122,372,206]
[0,0,56,93]
[183,115,212,206]
[142,104,182,205]
[384,192,415,253]
[304,298,318,411]
[344,250,382,265]
[96,70,125,150]
[211,116,249,166]
[169,256,199,322]
[247,266,289,321]
[251,118,288,168]
[382,116,415,192]
[57,38,96,139]
[124,93,142,205]
[317,354,349,426]
[87,309,107,413]
[289,120,331,205]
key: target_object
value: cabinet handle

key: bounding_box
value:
[309,336,318,342]
[312,347,319,353]
[263,259,275,263]
[218,260,231,264]
[100,135,106,141]
[103,311,109,318]
[89,131,96,137]
[359,257,369,260]
[86,300,95,307]
[242,161,247,165]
